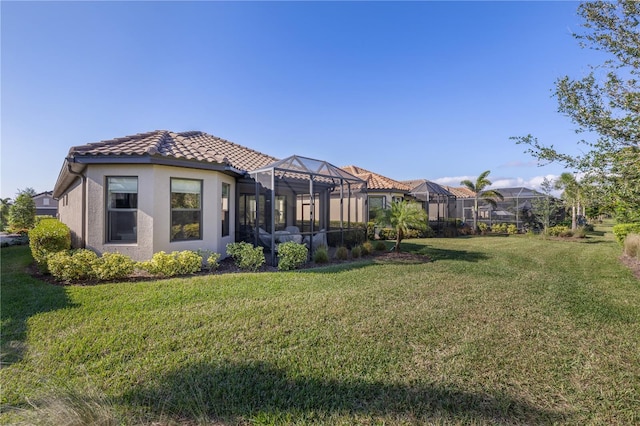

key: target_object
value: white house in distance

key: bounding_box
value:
[53,130,364,262]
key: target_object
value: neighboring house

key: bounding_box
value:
[33,191,58,217]
[53,130,363,263]
[338,165,411,221]
[445,186,559,229]
[403,179,456,223]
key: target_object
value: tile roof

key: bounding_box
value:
[444,186,476,198]
[67,130,277,173]
[340,165,410,192]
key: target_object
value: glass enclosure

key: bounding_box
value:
[240,155,366,264]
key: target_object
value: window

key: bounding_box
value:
[368,196,386,220]
[106,177,138,242]
[171,178,202,241]
[43,198,50,206]
[221,182,230,237]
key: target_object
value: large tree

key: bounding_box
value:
[460,170,504,231]
[514,0,640,222]
[376,200,427,253]
[0,198,12,231]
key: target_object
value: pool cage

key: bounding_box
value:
[409,181,457,232]
[240,155,367,265]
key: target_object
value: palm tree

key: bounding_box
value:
[554,172,581,231]
[377,200,428,253]
[460,170,504,232]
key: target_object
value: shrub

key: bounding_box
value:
[47,249,98,283]
[478,223,489,234]
[374,241,387,251]
[175,250,203,275]
[335,246,348,261]
[351,245,362,259]
[139,251,180,277]
[378,228,396,240]
[92,252,136,281]
[613,223,640,244]
[139,250,202,277]
[492,223,507,233]
[623,233,640,260]
[226,242,265,272]
[367,222,376,240]
[28,219,71,272]
[361,241,373,255]
[277,241,308,271]
[507,224,518,235]
[313,245,329,264]
[547,225,572,237]
[206,252,221,272]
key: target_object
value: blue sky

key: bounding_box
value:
[1,1,601,199]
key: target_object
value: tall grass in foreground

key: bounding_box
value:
[1,225,639,425]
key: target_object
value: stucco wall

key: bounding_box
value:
[80,164,234,261]
[57,178,84,248]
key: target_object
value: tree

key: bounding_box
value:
[513,0,640,222]
[532,178,562,233]
[554,173,582,231]
[0,198,12,231]
[8,188,36,233]
[460,170,504,231]
[376,200,427,253]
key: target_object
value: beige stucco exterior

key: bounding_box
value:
[58,163,235,261]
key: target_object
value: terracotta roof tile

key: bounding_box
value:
[67,130,277,173]
[341,165,410,192]
[444,186,476,198]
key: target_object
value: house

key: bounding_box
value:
[338,165,411,221]
[32,191,58,217]
[403,180,456,224]
[445,186,561,229]
[52,130,364,263]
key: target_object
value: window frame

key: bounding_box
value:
[170,178,203,242]
[221,182,230,237]
[105,176,138,243]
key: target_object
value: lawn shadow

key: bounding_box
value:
[121,360,571,424]
[400,242,490,263]
[0,247,76,366]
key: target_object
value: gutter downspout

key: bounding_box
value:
[67,163,87,248]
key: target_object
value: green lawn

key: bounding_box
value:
[2,226,639,425]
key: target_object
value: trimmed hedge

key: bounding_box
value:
[277,241,308,271]
[28,219,71,272]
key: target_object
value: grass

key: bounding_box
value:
[1,223,639,425]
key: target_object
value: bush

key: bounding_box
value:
[226,242,265,272]
[613,223,640,244]
[277,241,308,271]
[374,241,387,251]
[507,224,518,235]
[92,252,136,281]
[351,245,362,259]
[335,246,348,261]
[367,222,376,240]
[378,228,396,240]
[478,223,489,234]
[28,219,71,272]
[47,249,98,283]
[140,250,203,277]
[361,241,373,255]
[492,223,507,233]
[175,250,203,275]
[574,226,587,239]
[313,245,329,264]
[207,252,221,272]
[623,233,640,260]
[547,225,573,237]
